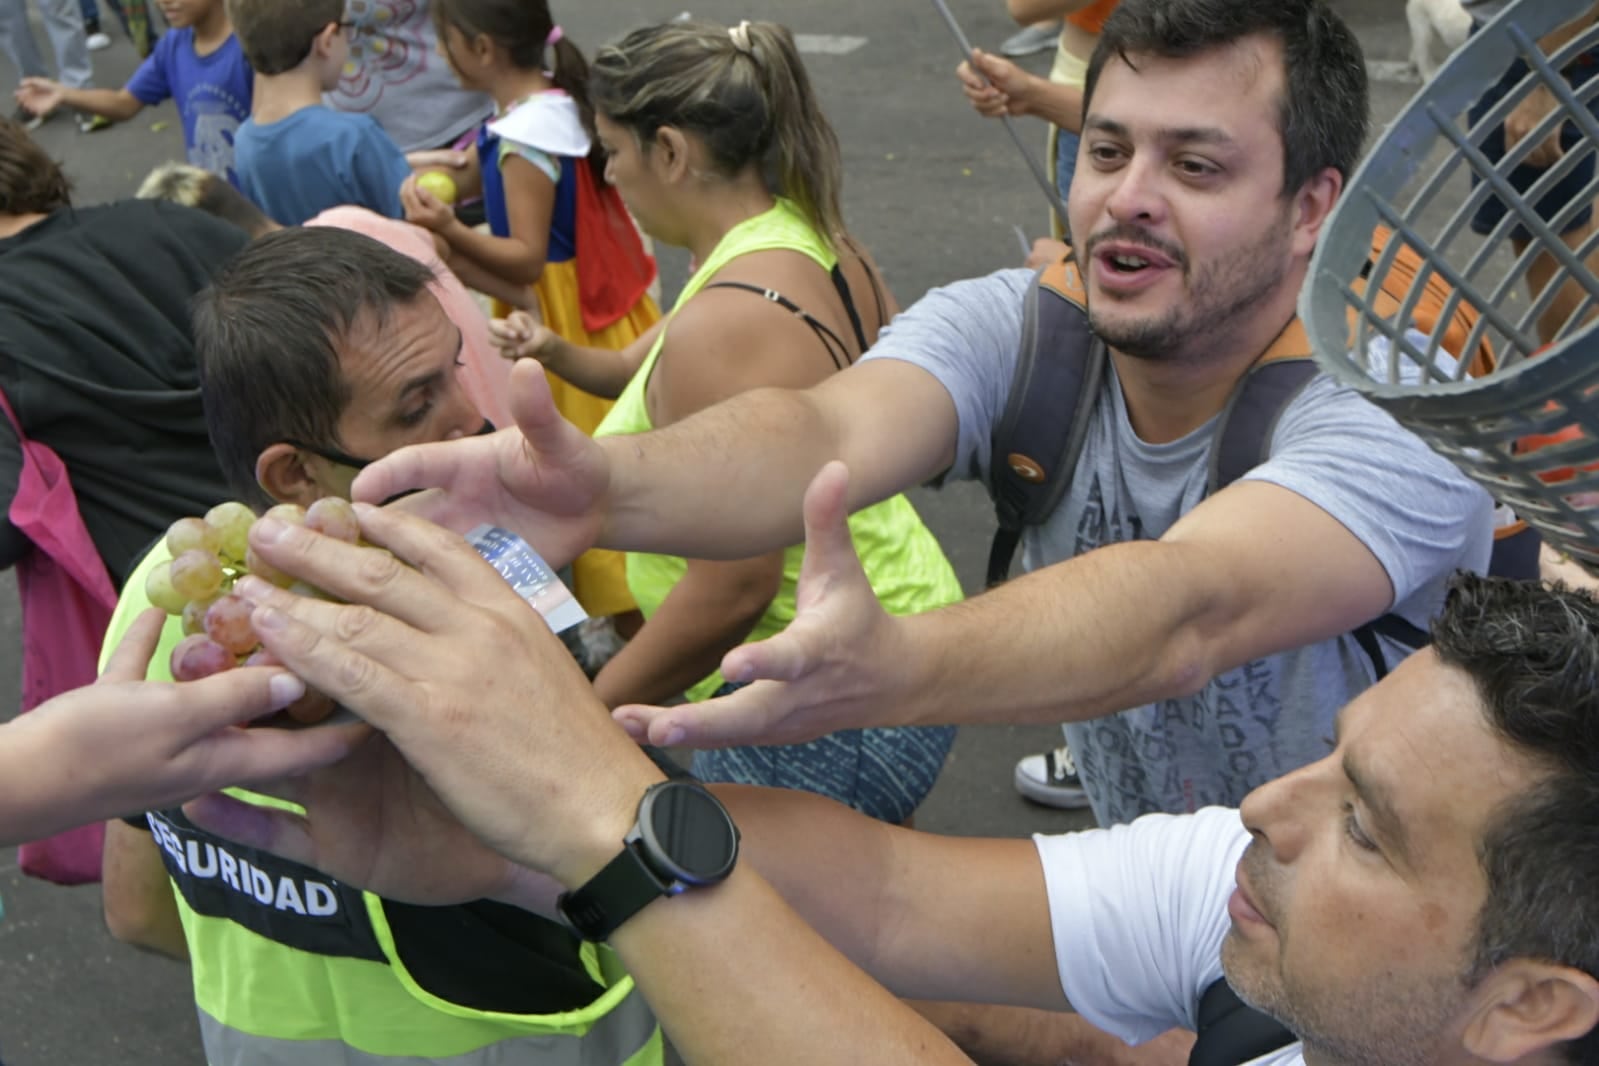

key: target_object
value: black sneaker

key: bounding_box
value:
[1013,744,1092,808]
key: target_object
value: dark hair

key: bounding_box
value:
[430,0,604,178]
[225,0,343,74]
[137,162,275,237]
[0,116,72,215]
[190,228,435,509]
[1432,574,1599,1065]
[1083,0,1368,196]
[590,21,846,243]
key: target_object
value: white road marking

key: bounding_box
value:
[796,34,868,56]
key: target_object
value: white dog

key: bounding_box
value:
[1408,0,1473,80]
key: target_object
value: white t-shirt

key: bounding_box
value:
[1034,808,1304,1065]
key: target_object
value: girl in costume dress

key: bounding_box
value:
[401,0,658,627]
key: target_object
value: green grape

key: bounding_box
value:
[205,501,256,563]
[245,545,296,589]
[145,560,188,615]
[305,497,360,543]
[170,549,225,602]
[264,503,308,527]
[166,516,220,558]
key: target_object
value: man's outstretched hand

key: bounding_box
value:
[352,360,611,569]
[612,462,920,750]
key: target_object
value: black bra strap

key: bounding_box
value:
[828,264,871,352]
[703,281,853,371]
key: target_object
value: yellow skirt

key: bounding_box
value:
[498,258,660,618]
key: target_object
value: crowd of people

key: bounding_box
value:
[1,0,1598,1064]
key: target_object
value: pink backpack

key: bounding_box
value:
[1,388,117,884]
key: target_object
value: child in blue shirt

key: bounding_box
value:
[15,0,251,185]
[228,0,412,226]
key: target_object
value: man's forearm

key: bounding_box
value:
[612,867,973,1065]
[892,539,1231,728]
[599,388,847,557]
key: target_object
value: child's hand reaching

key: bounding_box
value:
[15,78,65,117]
[400,174,457,232]
[490,311,557,362]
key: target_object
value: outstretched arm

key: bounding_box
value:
[0,610,364,847]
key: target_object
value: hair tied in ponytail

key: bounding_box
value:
[728,20,754,56]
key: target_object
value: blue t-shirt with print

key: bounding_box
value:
[234,106,410,226]
[125,29,252,186]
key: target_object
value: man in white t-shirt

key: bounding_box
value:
[186,514,1599,1066]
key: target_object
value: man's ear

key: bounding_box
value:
[256,444,321,508]
[1290,165,1343,258]
[1462,959,1599,1063]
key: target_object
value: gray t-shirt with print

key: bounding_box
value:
[863,268,1494,825]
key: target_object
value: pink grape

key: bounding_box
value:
[181,596,218,637]
[170,549,225,601]
[166,516,220,558]
[145,560,188,615]
[204,594,260,656]
[205,501,256,563]
[305,497,360,543]
[170,635,235,681]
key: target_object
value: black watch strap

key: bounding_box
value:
[557,843,671,943]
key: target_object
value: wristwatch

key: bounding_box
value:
[557,780,741,942]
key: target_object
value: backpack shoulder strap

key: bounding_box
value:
[1205,318,1319,495]
[987,255,1103,587]
[1190,978,1296,1066]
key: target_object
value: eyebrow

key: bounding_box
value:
[397,327,464,400]
[1341,749,1413,864]
[1083,116,1240,149]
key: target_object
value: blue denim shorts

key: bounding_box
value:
[690,682,956,824]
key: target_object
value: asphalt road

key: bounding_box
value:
[0,1,1436,1062]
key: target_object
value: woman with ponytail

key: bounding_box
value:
[403,0,659,635]
[495,20,963,826]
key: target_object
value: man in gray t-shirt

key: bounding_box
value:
[870,268,1490,823]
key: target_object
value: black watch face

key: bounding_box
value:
[643,784,738,884]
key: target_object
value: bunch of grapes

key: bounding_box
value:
[147,498,361,681]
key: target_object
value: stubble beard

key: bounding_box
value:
[1088,207,1296,365]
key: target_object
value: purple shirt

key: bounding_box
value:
[126,29,253,186]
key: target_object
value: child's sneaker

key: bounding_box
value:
[85,20,112,51]
[1013,744,1091,808]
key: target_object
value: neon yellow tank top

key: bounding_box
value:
[594,199,963,700]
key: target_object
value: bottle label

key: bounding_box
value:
[466,525,588,634]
